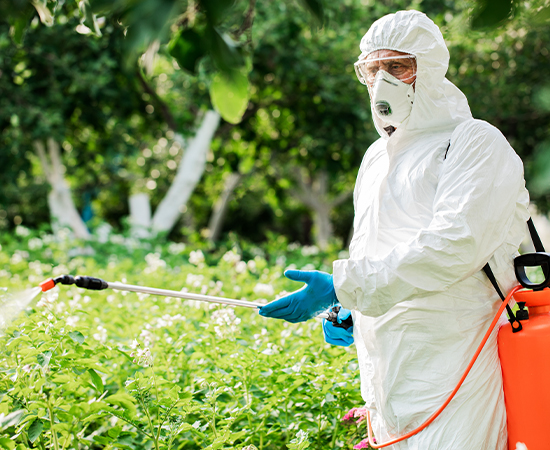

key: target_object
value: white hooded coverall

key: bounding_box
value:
[333,11,530,450]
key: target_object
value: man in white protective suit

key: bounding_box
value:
[259,9,530,449]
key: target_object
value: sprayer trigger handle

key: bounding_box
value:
[326,306,354,330]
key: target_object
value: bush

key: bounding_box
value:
[0,228,369,449]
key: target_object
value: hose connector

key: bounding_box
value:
[74,276,108,290]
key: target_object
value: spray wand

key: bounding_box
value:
[39,275,350,325]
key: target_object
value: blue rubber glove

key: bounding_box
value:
[323,306,353,347]
[259,270,337,323]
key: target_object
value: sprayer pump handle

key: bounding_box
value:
[514,252,550,291]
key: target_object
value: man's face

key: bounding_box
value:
[361,49,417,87]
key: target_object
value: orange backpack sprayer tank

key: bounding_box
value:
[498,252,550,450]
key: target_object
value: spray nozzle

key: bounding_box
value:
[39,275,108,292]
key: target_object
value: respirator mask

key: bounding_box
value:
[354,54,416,128]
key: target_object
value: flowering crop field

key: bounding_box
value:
[0,228,371,450]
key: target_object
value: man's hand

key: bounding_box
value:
[323,306,354,347]
[259,270,337,323]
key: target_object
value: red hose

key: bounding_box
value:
[367,285,523,448]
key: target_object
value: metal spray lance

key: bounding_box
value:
[38,275,353,327]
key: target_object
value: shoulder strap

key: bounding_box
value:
[483,263,522,332]
[443,141,451,160]
[527,217,546,252]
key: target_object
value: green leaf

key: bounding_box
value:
[298,0,325,26]
[0,410,24,430]
[32,0,54,26]
[533,85,550,112]
[108,425,122,438]
[535,5,550,22]
[123,0,180,59]
[205,25,244,74]
[88,369,104,393]
[201,0,235,25]
[471,0,514,29]
[0,437,15,450]
[27,419,43,443]
[286,430,310,450]
[9,9,33,45]
[209,70,250,124]
[168,28,206,75]
[79,0,102,36]
[68,330,86,344]
[104,393,137,418]
[36,350,52,367]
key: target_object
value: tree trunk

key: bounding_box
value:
[34,138,91,239]
[312,203,333,250]
[129,192,152,238]
[207,171,243,242]
[291,168,351,250]
[151,110,221,233]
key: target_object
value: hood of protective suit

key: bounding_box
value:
[360,10,472,138]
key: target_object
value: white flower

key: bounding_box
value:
[186,273,204,287]
[275,255,286,266]
[140,329,153,346]
[10,251,29,265]
[211,308,241,339]
[129,340,154,367]
[168,242,186,255]
[253,283,274,297]
[66,316,80,327]
[222,248,241,265]
[235,261,247,274]
[247,260,257,272]
[144,253,166,273]
[515,443,528,450]
[133,347,153,367]
[92,326,107,343]
[37,291,58,308]
[28,238,43,250]
[28,261,43,275]
[301,245,319,256]
[15,225,30,237]
[52,264,69,276]
[156,314,174,328]
[130,339,140,350]
[189,250,205,266]
[56,227,73,241]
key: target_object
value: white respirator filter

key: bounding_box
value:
[369,70,415,127]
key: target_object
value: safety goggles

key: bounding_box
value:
[354,55,416,86]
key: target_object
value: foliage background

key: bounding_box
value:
[1,0,549,245]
